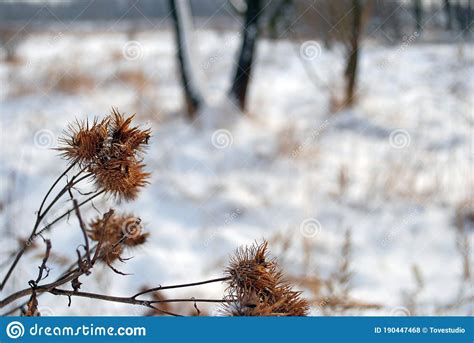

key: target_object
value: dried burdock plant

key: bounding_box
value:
[222,241,309,316]
[58,108,151,200]
[0,110,309,316]
[89,213,149,248]
[0,109,151,294]
[88,213,149,267]
[0,109,157,314]
[58,117,110,167]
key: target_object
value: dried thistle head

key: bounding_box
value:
[109,108,150,154]
[58,118,109,166]
[225,241,278,299]
[224,290,309,316]
[88,213,149,263]
[222,241,309,316]
[93,161,150,201]
[58,108,151,201]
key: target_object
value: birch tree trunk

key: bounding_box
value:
[229,0,262,112]
[169,0,204,118]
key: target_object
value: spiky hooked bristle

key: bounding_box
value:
[88,213,149,263]
[58,108,151,200]
[222,241,310,316]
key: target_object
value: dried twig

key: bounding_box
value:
[71,198,91,266]
[132,277,231,299]
[31,239,52,287]
[0,275,234,314]
[0,170,94,290]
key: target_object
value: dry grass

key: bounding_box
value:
[269,228,382,315]
[366,160,441,203]
[401,199,473,315]
[114,69,163,122]
[8,82,36,98]
[277,124,321,160]
[110,49,125,62]
[402,265,425,315]
[48,70,95,94]
[277,125,300,157]
[0,28,24,64]
[116,69,151,92]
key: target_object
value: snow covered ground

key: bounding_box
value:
[0,28,472,316]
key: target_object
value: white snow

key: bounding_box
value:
[0,28,472,316]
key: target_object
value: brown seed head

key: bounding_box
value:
[223,240,309,316]
[88,213,149,263]
[58,118,108,166]
[58,108,151,201]
[109,108,150,155]
[93,162,150,201]
[225,241,277,299]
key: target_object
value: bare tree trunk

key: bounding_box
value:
[454,0,472,35]
[229,0,262,112]
[169,0,203,118]
[413,0,423,32]
[444,0,453,30]
[344,0,362,106]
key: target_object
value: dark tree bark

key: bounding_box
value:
[413,0,423,32]
[444,0,453,30]
[229,0,262,111]
[169,0,203,118]
[344,0,362,106]
[267,0,293,40]
[454,0,473,36]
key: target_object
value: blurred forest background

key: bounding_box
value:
[0,0,472,316]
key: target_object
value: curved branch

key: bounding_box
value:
[0,169,91,291]
[132,276,230,298]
